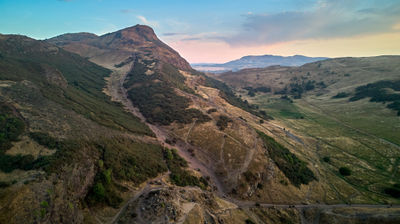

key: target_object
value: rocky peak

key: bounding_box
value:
[47,25,192,71]
[119,24,158,41]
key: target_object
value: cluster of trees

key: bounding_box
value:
[216,115,233,131]
[164,148,208,189]
[0,131,68,173]
[86,162,122,208]
[0,105,25,151]
[87,138,169,207]
[350,80,400,116]
[101,138,167,185]
[0,105,55,174]
[257,130,316,187]
[29,132,62,150]
[275,80,326,99]
[244,86,271,97]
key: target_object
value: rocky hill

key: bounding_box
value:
[47,25,191,71]
[0,26,399,224]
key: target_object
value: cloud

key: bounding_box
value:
[181,37,202,41]
[162,32,183,36]
[136,15,159,28]
[223,0,400,46]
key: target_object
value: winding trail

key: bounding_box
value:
[106,69,226,197]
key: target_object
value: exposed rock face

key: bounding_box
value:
[47,25,192,71]
[42,64,68,89]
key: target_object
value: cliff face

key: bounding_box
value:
[47,25,192,71]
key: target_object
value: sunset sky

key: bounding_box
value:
[1,0,400,63]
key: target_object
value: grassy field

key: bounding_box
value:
[252,93,400,204]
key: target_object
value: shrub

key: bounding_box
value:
[322,156,330,163]
[384,187,400,198]
[92,183,106,201]
[332,92,350,99]
[339,167,351,176]
[207,108,217,114]
[216,115,233,131]
[246,219,256,224]
[29,132,60,149]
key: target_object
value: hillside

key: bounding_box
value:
[0,26,399,223]
[192,54,328,73]
[212,56,400,210]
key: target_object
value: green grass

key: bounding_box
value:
[253,96,303,119]
[253,92,400,203]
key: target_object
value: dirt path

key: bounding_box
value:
[185,119,197,143]
[106,68,226,197]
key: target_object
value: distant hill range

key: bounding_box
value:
[192,54,329,73]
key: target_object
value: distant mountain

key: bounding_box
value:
[192,54,328,73]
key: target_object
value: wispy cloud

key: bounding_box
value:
[222,0,400,46]
[136,15,159,28]
[163,32,184,36]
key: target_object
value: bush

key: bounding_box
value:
[0,153,50,173]
[339,167,351,176]
[92,183,106,201]
[246,219,256,224]
[207,108,217,114]
[216,115,233,131]
[29,132,60,149]
[322,156,330,163]
[257,130,316,187]
[385,184,400,198]
[0,105,25,151]
[332,92,350,99]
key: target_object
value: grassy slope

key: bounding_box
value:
[0,35,152,136]
[252,94,400,203]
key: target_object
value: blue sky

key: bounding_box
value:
[1,0,400,62]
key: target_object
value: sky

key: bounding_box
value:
[1,0,400,63]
